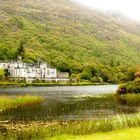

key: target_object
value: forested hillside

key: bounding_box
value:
[1,0,140,82]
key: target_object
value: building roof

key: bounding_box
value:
[0,60,10,63]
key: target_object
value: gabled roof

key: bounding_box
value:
[0,60,10,63]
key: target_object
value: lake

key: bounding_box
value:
[0,85,138,122]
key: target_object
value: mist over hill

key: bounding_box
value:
[1,0,140,73]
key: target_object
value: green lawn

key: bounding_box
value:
[48,127,140,140]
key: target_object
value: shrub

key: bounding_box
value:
[117,78,140,94]
[91,76,103,83]
[0,69,5,81]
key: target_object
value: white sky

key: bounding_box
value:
[75,0,140,21]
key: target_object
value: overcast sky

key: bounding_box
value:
[75,0,140,21]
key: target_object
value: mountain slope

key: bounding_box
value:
[1,0,140,72]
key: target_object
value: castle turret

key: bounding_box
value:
[17,56,22,63]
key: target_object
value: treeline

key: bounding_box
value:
[0,65,139,84]
[69,64,139,84]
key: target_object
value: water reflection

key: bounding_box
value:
[0,95,139,122]
[0,85,139,122]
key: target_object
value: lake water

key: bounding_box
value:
[0,85,138,122]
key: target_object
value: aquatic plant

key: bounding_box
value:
[0,112,140,139]
[0,95,44,111]
[115,94,140,106]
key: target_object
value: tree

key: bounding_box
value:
[125,66,139,81]
[91,76,103,83]
[18,40,25,59]
[80,70,92,80]
[0,69,5,81]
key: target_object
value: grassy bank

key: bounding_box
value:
[0,81,108,87]
[0,96,44,111]
[49,127,140,140]
[115,93,140,106]
[1,112,140,139]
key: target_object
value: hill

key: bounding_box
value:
[1,0,140,77]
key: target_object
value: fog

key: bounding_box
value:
[74,0,140,21]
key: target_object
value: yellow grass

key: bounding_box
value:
[48,127,140,140]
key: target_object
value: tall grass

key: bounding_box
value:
[0,112,140,139]
[0,96,44,111]
[115,94,140,106]
[0,94,140,139]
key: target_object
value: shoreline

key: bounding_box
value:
[0,81,110,88]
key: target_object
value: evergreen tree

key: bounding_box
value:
[18,40,25,59]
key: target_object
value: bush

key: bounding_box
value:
[80,71,92,80]
[117,78,140,94]
[0,69,5,81]
[91,76,103,83]
[32,78,40,83]
[117,84,127,94]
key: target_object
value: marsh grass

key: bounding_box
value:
[115,94,140,106]
[0,94,140,139]
[0,96,44,111]
[0,112,140,139]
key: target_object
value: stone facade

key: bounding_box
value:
[0,57,57,80]
[0,61,10,69]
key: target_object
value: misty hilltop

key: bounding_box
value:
[1,0,140,71]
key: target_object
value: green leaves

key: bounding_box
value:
[0,69,5,81]
[1,0,140,83]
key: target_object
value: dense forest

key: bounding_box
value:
[1,0,140,83]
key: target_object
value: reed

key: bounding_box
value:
[115,94,140,106]
[0,112,140,139]
[0,94,140,139]
[0,96,44,111]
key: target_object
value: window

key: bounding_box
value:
[47,70,50,76]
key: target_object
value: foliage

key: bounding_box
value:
[0,95,44,111]
[17,41,25,59]
[117,78,140,94]
[91,76,103,83]
[0,69,5,81]
[1,0,140,84]
[0,64,137,84]
[1,112,140,139]
[123,66,139,81]
[116,94,140,106]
